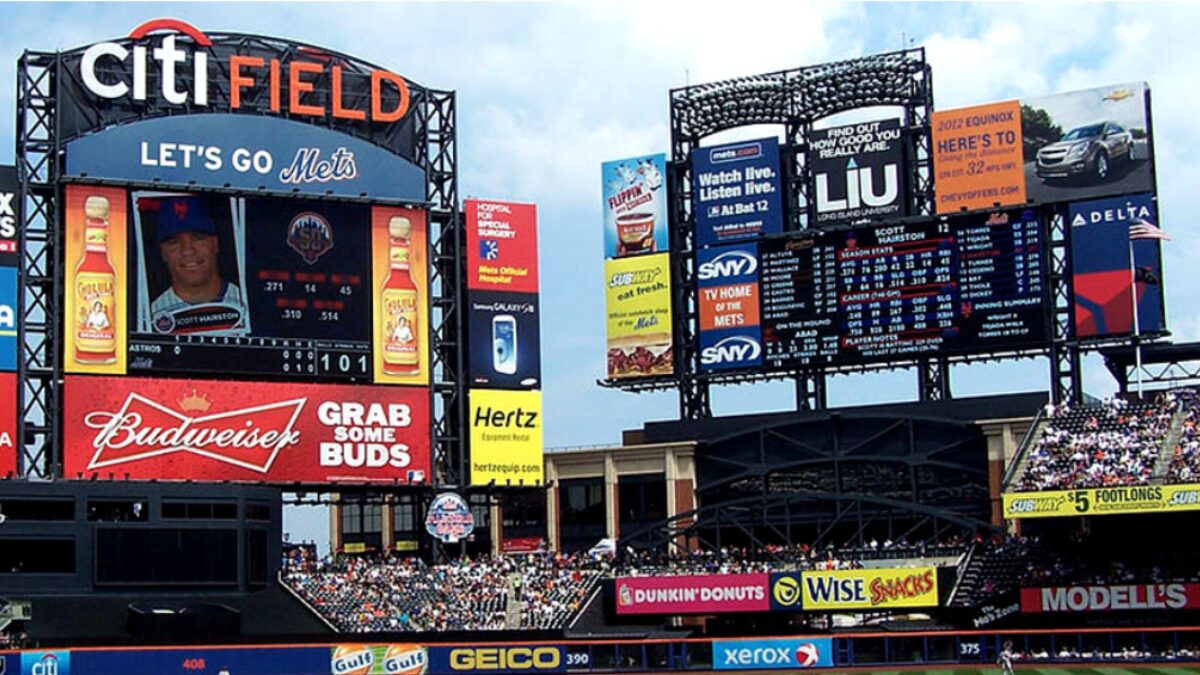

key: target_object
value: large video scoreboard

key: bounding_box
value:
[759,208,1046,369]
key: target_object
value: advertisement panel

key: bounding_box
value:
[614,574,769,615]
[932,100,1025,213]
[1002,484,1200,519]
[697,244,762,372]
[64,115,425,202]
[469,389,543,486]
[425,493,475,544]
[800,567,938,611]
[604,253,673,379]
[468,291,541,389]
[331,644,429,675]
[0,267,16,372]
[602,154,668,258]
[63,185,128,375]
[713,638,833,671]
[20,651,69,675]
[934,83,1155,214]
[62,375,431,483]
[0,373,16,477]
[0,165,17,260]
[1020,584,1200,613]
[72,645,331,675]
[693,137,784,246]
[811,119,907,225]
[428,645,564,675]
[466,200,539,294]
[1069,193,1165,338]
[372,206,430,386]
[768,572,804,612]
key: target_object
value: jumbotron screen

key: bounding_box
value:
[699,207,1049,372]
[64,184,429,385]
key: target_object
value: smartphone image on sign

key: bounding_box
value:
[493,314,517,375]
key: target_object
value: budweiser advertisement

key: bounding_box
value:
[1021,584,1200,613]
[614,574,769,615]
[64,375,430,483]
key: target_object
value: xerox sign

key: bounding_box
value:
[63,375,430,483]
[713,638,833,670]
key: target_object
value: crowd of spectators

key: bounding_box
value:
[282,547,605,633]
[1168,389,1200,483]
[1016,393,1178,491]
[618,537,968,577]
[0,627,30,649]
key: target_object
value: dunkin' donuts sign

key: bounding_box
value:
[614,574,770,615]
[63,375,430,483]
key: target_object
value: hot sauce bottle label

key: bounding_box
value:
[75,271,116,359]
[382,288,419,373]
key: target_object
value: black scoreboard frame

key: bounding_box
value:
[602,48,1088,418]
[14,32,465,484]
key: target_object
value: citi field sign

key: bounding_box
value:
[77,18,411,123]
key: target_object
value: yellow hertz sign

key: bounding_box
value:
[800,567,938,610]
[469,389,544,486]
[1004,484,1200,519]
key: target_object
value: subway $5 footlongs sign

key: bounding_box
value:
[1003,484,1200,519]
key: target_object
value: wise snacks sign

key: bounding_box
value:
[614,574,769,615]
[63,375,430,483]
[797,567,939,611]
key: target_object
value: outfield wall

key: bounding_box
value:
[6,626,1200,674]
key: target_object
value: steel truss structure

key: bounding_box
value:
[14,36,465,485]
[620,413,994,556]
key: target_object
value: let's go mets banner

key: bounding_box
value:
[800,567,938,610]
[1003,484,1200,519]
[614,574,769,615]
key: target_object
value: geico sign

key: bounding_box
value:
[79,18,410,121]
[448,647,561,671]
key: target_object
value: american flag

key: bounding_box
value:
[1129,219,1172,241]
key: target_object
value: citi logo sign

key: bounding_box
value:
[79,18,411,122]
[698,250,757,281]
[815,159,899,213]
[81,19,213,105]
[701,336,761,366]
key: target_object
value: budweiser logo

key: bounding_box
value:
[82,392,306,472]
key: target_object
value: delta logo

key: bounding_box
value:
[78,18,411,122]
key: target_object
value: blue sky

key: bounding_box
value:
[0,2,1197,547]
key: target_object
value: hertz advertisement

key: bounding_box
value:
[428,645,565,675]
[469,389,543,486]
[1003,484,1200,519]
[797,567,938,611]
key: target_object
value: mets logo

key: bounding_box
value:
[287,212,334,264]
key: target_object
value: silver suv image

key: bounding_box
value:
[1035,121,1134,182]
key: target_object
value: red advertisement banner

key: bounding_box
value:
[466,200,539,293]
[615,574,770,615]
[1020,583,1200,613]
[0,372,15,476]
[63,375,430,483]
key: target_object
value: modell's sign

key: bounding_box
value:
[76,19,410,122]
[1021,584,1200,613]
[63,375,430,483]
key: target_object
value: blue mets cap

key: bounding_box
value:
[156,196,216,243]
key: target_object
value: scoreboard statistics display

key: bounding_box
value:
[756,208,1047,369]
[126,192,377,381]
